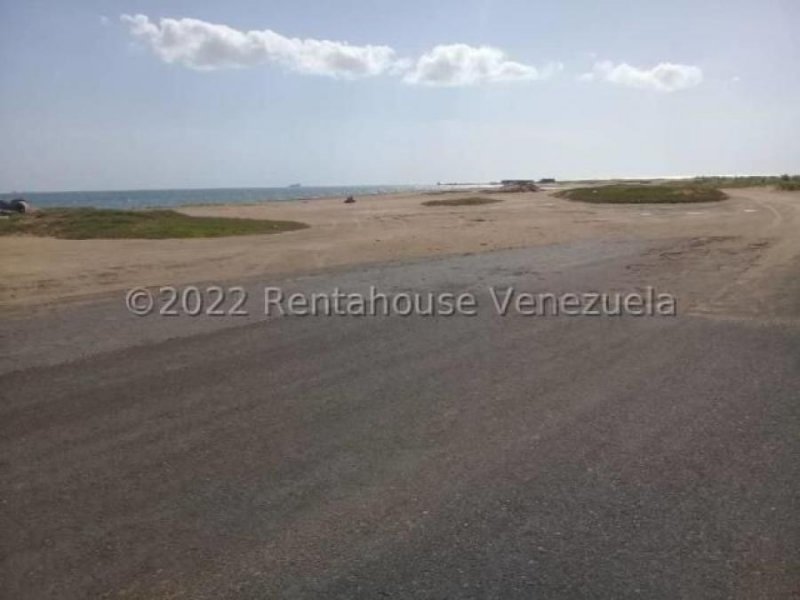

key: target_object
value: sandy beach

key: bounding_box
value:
[2,187,799,315]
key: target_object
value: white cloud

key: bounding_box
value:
[404,44,560,86]
[580,60,703,92]
[121,15,565,88]
[121,14,403,78]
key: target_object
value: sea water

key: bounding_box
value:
[0,185,432,210]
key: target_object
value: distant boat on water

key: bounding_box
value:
[288,183,302,188]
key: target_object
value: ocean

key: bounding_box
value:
[0,185,433,210]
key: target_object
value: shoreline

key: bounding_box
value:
[0,185,440,211]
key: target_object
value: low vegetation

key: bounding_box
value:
[690,174,800,190]
[422,196,503,207]
[0,208,308,240]
[563,175,800,191]
[689,175,778,188]
[776,180,800,191]
[556,185,727,204]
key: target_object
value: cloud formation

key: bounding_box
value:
[121,14,403,78]
[403,44,559,86]
[122,15,702,93]
[121,15,559,87]
[580,61,703,92]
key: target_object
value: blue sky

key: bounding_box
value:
[1,0,798,191]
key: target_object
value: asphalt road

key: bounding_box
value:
[2,239,799,599]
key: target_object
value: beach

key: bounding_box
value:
[2,187,799,317]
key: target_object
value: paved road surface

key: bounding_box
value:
[2,239,798,598]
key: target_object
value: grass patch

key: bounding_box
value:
[0,208,308,240]
[555,185,727,204]
[777,180,800,191]
[689,176,779,188]
[562,175,800,189]
[422,196,503,207]
[690,175,800,189]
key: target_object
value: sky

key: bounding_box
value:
[0,0,798,191]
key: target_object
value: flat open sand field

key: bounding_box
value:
[2,187,799,319]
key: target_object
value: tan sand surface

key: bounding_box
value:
[1,188,798,314]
